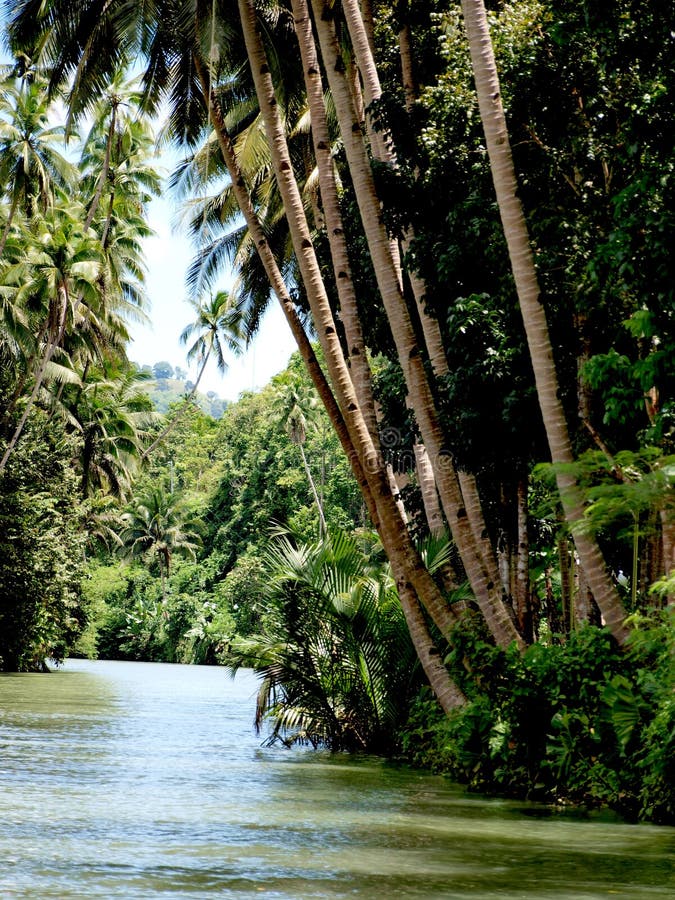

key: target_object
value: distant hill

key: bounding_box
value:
[137,360,227,419]
[137,367,227,419]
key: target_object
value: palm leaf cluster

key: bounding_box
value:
[119,487,201,599]
[231,528,420,752]
[0,70,161,494]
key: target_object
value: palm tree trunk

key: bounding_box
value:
[558,536,572,636]
[515,476,531,641]
[298,440,328,536]
[194,50,458,645]
[386,462,409,524]
[358,0,377,54]
[238,0,460,636]
[342,0,504,591]
[84,102,117,231]
[459,0,629,645]
[233,1,472,718]
[1,317,50,425]
[397,3,418,110]
[159,555,167,604]
[100,189,116,249]
[312,2,522,650]
[342,0,390,163]
[395,573,466,713]
[457,469,502,595]
[141,349,211,460]
[291,0,378,443]
[414,441,444,538]
[193,58,354,466]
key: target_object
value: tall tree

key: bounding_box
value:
[68,363,158,498]
[310,0,521,649]
[119,486,200,602]
[274,380,328,536]
[457,0,629,644]
[0,77,74,256]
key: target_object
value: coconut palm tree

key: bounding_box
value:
[78,74,145,229]
[237,0,464,629]
[0,202,102,474]
[309,0,522,650]
[72,100,159,372]
[290,0,379,443]
[181,289,245,382]
[274,380,328,536]
[142,289,244,458]
[0,255,31,371]
[119,486,200,602]
[0,76,75,257]
[457,0,629,645]
[67,363,159,498]
[80,103,160,249]
[233,0,516,653]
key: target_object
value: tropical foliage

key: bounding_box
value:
[402,609,675,823]
[230,528,421,752]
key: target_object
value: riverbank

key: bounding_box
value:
[396,617,675,826]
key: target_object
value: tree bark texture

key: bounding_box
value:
[236,2,462,688]
[313,1,522,650]
[459,0,629,644]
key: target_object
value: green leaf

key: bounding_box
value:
[601,675,641,750]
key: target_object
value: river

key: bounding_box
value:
[0,659,673,899]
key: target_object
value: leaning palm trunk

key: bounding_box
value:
[291,0,378,443]
[193,56,357,471]
[342,0,503,596]
[515,476,532,640]
[235,0,466,712]
[295,0,425,544]
[459,0,628,645]
[312,2,522,650]
[141,350,211,460]
[1,317,50,425]
[457,468,502,597]
[297,440,328,536]
[395,575,466,714]
[237,0,457,634]
[397,7,418,110]
[194,47,459,651]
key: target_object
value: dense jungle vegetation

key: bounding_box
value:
[0,0,673,823]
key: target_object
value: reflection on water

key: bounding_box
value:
[1,659,673,899]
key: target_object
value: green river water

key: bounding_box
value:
[0,659,673,899]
